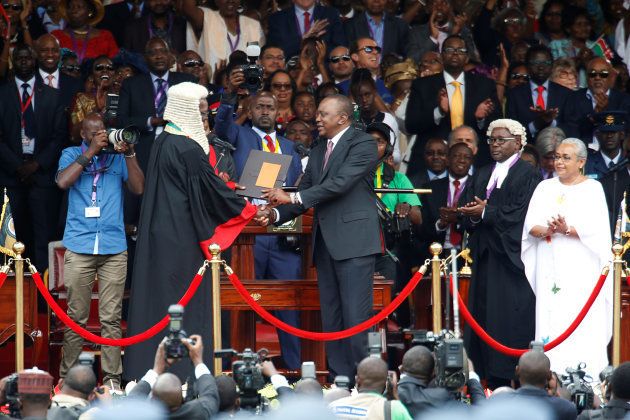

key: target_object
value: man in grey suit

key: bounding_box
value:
[262,94,381,381]
[407,0,477,63]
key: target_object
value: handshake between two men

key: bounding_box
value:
[251,188,293,226]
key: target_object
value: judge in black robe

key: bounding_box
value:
[123,84,258,381]
[461,121,541,387]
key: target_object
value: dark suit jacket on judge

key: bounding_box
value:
[0,81,67,188]
[116,71,196,170]
[405,72,499,175]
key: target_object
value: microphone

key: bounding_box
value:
[608,156,629,172]
[209,135,236,152]
[294,142,310,158]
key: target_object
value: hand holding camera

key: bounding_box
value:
[86,130,110,159]
[183,334,204,366]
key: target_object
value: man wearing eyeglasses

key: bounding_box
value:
[328,46,354,84]
[563,57,630,147]
[505,45,572,142]
[405,34,499,176]
[342,0,409,58]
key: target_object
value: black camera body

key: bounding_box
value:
[164,304,195,359]
[5,373,20,418]
[563,364,594,413]
[410,330,466,392]
[240,64,264,93]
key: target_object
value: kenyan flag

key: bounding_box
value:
[590,36,614,60]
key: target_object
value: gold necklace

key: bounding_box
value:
[72,28,89,35]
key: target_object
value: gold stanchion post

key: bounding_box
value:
[612,243,623,366]
[209,244,223,375]
[13,242,25,372]
[430,242,443,334]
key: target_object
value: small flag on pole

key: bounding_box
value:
[0,189,16,257]
[590,36,615,60]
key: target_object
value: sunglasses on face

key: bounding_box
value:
[588,70,610,79]
[443,47,468,55]
[510,73,530,80]
[62,64,80,72]
[2,3,23,10]
[94,64,114,71]
[359,45,382,54]
[329,55,351,63]
[271,82,292,91]
[183,59,204,68]
[504,17,525,25]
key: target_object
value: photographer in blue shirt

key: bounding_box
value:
[56,113,144,389]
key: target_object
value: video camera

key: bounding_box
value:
[410,330,466,392]
[376,197,413,251]
[562,363,594,413]
[164,304,196,359]
[240,42,264,94]
[215,347,270,414]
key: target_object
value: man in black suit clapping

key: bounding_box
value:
[262,94,381,382]
[405,35,499,176]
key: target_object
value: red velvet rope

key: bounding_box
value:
[0,270,7,289]
[451,272,609,357]
[30,270,205,347]
[226,266,426,341]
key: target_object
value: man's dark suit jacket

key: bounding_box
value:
[398,375,485,418]
[0,81,67,188]
[343,12,409,58]
[98,0,147,47]
[35,71,82,114]
[561,88,630,144]
[267,5,347,59]
[505,81,572,142]
[420,175,472,245]
[514,386,578,420]
[128,373,219,420]
[405,72,499,175]
[407,24,476,63]
[276,127,381,260]
[213,100,302,186]
[599,167,630,237]
[122,14,187,54]
[117,71,197,170]
[585,149,619,181]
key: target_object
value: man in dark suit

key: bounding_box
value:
[117,37,196,172]
[0,44,67,270]
[513,351,578,420]
[343,0,409,58]
[98,0,146,46]
[214,71,303,370]
[128,335,220,420]
[262,94,381,381]
[407,0,477,64]
[34,34,81,115]
[122,0,186,54]
[409,138,448,188]
[421,143,473,251]
[405,35,499,176]
[460,119,540,388]
[267,0,347,59]
[585,111,626,180]
[505,45,571,142]
[563,57,630,146]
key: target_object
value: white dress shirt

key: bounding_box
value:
[601,149,622,167]
[486,152,520,193]
[39,68,60,89]
[15,76,36,108]
[294,5,315,36]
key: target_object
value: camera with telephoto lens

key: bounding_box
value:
[214,347,270,414]
[4,373,20,418]
[164,304,195,359]
[562,363,594,413]
[99,126,139,155]
[240,42,264,94]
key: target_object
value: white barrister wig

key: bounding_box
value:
[486,118,528,151]
[163,82,209,154]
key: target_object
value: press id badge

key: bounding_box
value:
[85,206,101,218]
[21,128,35,155]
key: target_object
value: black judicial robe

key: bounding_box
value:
[123,132,256,381]
[464,158,541,381]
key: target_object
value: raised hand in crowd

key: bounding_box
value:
[438,88,450,115]
[593,91,609,113]
[182,334,204,366]
[304,19,329,40]
[315,40,330,83]
[152,338,172,375]
[474,98,495,120]
[451,12,468,36]
[529,106,559,130]
[429,8,441,40]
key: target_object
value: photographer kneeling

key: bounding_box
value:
[56,113,144,389]
[128,335,220,419]
[397,345,485,418]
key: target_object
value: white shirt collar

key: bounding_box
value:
[328,126,350,148]
[15,76,36,93]
[343,8,354,18]
[428,169,448,180]
[295,4,315,16]
[444,71,465,86]
[150,71,169,83]
[448,174,468,184]
[530,80,549,92]
[252,126,276,141]
[601,149,622,166]
[487,152,520,190]
[39,68,60,87]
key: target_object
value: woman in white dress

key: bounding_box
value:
[522,138,612,379]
